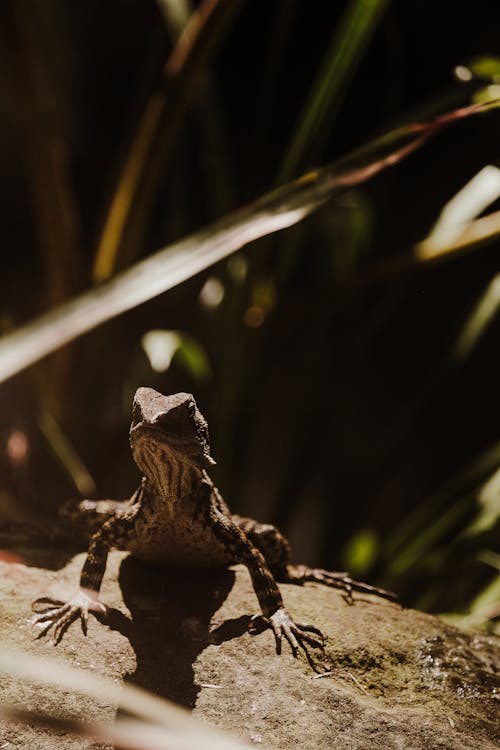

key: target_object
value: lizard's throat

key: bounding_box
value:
[137,442,199,498]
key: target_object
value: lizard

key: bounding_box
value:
[32,387,397,660]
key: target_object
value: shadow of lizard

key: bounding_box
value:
[111,556,240,709]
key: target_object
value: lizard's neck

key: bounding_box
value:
[142,448,200,499]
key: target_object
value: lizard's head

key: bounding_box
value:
[129,387,215,473]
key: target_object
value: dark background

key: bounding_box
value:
[0,0,499,621]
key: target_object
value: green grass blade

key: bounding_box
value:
[384,439,500,576]
[454,274,500,361]
[92,0,242,283]
[278,0,389,182]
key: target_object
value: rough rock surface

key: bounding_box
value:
[0,531,499,750]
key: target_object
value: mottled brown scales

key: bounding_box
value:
[32,388,396,662]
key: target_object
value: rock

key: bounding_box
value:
[0,533,498,750]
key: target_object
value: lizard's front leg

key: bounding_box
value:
[32,513,132,643]
[211,507,324,660]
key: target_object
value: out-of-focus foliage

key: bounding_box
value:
[142,329,211,381]
[0,647,252,749]
[343,527,379,576]
[0,0,499,633]
[2,99,494,383]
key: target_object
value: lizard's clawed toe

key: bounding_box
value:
[253,608,326,663]
[30,591,107,643]
[294,622,324,647]
[307,568,397,604]
[32,596,65,612]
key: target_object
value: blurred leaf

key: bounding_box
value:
[342,527,379,575]
[0,100,497,385]
[93,0,243,282]
[442,572,500,633]
[478,549,500,570]
[0,648,251,750]
[425,165,500,252]
[414,207,500,265]
[5,0,83,395]
[465,467,500,535]
[38,411,96,496]
[142,329,211,381]
[384,438,500,575]
[473,84,500,104]
[199,276,225,309]
[469,573,500,618]
[251,277,276,312]
[227,254,248,283]
[387,493,472,578]
[142,330,181,372]
[327,193,373,283]
[156,0,191,36]
[468,55,500,81]
[278,0,390,182]
[408,165,500,362]
[7,0,82,306]
[0,707,253,750]
[174,334,211,382]
[453,273,500,361]
[359,201,500,294]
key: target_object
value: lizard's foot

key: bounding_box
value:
[250,607,326,667]
[31,589,107,644]
[284,564,398,604]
